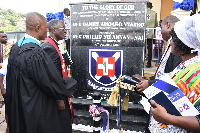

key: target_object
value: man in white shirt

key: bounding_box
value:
[63,8,70,55]
[0,58,8,131]
[0,58,8,93]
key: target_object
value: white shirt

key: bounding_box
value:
[64,16,70,40]
[0,34,40,89]
[0,58,8,89]
[25,33,40,44]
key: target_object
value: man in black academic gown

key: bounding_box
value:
[136,15,182,91]
[6,12,73,133]
[41,19,72,133]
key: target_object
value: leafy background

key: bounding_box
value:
[0,8,26,31]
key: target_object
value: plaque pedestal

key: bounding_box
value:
[171,8,192,20]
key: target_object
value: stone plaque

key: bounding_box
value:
[70,1,147,99]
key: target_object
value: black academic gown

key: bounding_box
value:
[6,43,71,133]
[148,53,182,86]
[41,39,72,133]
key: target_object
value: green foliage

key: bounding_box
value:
[0,25,24,31]
[0,8,26,31]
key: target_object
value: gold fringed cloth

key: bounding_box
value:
[107,84,119,106]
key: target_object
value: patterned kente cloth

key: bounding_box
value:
[149,56,200,133]
[3,42,13,60]
[171,58,200,109]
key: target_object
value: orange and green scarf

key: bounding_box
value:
[171,61,200,107]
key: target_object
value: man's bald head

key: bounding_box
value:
[163,15,180,26]
[26,12,46,31]
[25,12,48,40]
[161,15,180,41]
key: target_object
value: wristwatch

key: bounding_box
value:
[195,115,200,123]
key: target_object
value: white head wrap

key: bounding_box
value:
[195,14,200,43]
[174,14,200,55]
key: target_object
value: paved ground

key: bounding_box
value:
[0,62,157,133]
[144,59,157,75]
[72,124,143,132]
[0,104,6,133]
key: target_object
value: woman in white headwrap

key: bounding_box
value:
[148,14,200,132]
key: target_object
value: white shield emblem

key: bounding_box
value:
[88,48,124,86]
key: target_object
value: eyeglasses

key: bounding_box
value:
[54,28,67,31]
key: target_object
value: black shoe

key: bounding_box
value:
[146,64,151,68]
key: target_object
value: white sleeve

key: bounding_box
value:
[0,58,8,76]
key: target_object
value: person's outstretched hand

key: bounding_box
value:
[150,100,169,124]
[142,76,150,80]
[57,100,65,111]
[136,80,149,93]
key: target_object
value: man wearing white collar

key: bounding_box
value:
[41,19,73,133]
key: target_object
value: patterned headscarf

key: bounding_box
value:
[174,14,200,54]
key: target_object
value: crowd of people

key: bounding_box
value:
[0,2,200,133]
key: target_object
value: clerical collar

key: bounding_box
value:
[25,33,40,45]
[168,37,172,42]
[49,36,59,45]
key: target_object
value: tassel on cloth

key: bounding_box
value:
[121,96,129,111]
[122,89,129,111]
[107,85,119,106]
[119,129,123,133]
